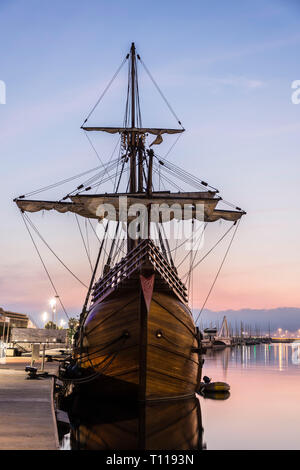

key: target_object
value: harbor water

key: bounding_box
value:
[60,342,300,450]
[200,342,300,450]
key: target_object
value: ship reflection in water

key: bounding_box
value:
[61,343,300,450]
[65,397,205,450]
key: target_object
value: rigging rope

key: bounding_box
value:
[83,132,123,192]
[163,132,184,159]
[187,219,194,299]
[152,164,182,191]
[154,154,219,192]
[84,218,91,262]
[185,223,208,298]
[16,163,114,199]
[75,166,130,194]
[156,155,245,212]
[74,214,93,273]
[83,130,107,166]
[182,222,235,279]
[195,219,241,324]
[68,157,120,196]
[23,213,88,288]
[87,219,111,257]
[81,55,128,126]
[63,339,127,384]
[20,211,69,320]
[138,56,184,128]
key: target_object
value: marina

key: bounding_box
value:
[1,0,300,454]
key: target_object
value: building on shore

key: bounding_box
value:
[1,307,68,355]
[0,307,37,342]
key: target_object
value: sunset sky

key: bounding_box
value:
[1,0,300,326]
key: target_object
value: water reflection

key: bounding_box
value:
[68,397,205,450]
[201,343,300,450]
[61,343,300,450]
[204,342,300,372]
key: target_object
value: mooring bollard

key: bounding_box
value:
[41,344,46,371]
[31,343,40,367]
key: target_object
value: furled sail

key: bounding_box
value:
[70,192,219,222]
[207,209,245,222]
[81,127,184,135]
[15,192,245,223]
[15,199,91,218]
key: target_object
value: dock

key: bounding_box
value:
[0,357,59,450]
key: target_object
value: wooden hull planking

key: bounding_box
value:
[78,288,202,401]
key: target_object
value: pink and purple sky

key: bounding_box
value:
[1,0,300,325]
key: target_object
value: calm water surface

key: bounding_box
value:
[61,343,300,450]
[200,343,300,450]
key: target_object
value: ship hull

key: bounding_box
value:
[76,287,202,401]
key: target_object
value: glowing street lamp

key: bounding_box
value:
[49,297,58,328]
[60,319,66,328]
[42,312,48,327]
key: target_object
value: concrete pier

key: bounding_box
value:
[0,358,59,450]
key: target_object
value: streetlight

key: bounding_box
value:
[60,319,66,329]
[42,312,48,327]
[49,297,58,329]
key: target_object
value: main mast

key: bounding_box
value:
[129,42,137,194]
[131,43,136,129]
[128,42,146,251]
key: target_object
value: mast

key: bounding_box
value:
[129,42,137,194]
[129,42,144,195]
[131,42,136,129]
[128,43,138,250]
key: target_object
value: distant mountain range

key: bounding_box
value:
[194,308,300,333]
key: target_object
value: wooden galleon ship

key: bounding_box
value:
[15,43,245,402]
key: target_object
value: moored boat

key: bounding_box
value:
[213,316,232,348]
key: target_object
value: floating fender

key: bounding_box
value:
[201,390,230,400]
[200,381,230,393]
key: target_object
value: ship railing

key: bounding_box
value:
[92,239,187,304]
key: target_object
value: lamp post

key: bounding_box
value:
[49,297,58,329]
[42,312,48,327]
